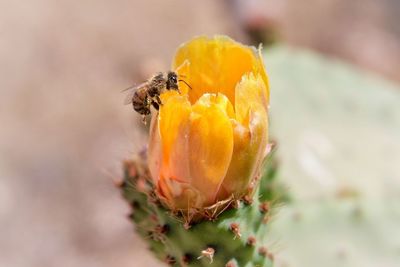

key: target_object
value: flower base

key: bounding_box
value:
[120,149,286,267]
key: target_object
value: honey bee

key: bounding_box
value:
[124,71,191,122]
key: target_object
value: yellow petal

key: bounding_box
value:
[188,93,234,205]
[174,60,192,96]
[173,36,262,105]
[158,93,192,183]
[255,46,270,106]
[195,93,235,119]
[235,73,268,125]
[217,74,269,199]
[218,109,268,199]
[157,177,204,210]
[148,112,162,183]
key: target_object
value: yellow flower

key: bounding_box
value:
[148,36,270,211]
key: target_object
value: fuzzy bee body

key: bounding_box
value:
[132,87,151,115]
[124,71,181,121]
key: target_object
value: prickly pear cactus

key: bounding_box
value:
[120,150,285,267]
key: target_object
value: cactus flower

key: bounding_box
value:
[148,36,270,211]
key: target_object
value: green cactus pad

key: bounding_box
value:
[121,151,284,267]
[265,46,400,267]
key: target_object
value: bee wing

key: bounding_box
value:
[122,82,147,105]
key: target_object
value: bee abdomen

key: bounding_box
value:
[133,103,150,115]
[132,91,150,115]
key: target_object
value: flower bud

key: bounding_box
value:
[148,36,269,211]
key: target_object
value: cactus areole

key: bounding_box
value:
[121,36,280,267]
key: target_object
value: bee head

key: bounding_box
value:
[166,71,179,90]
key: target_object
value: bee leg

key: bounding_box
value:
[151,101,159,110]
[142,115,147,125]
[155,95,162,106]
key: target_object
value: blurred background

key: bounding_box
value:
[1,0,399,267]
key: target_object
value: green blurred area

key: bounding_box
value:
[265,46,400,267]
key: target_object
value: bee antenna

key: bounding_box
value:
[178,79,192,90]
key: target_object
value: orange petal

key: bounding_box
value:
[255,46,270,106]
[218,110,268,199]
[157,178,204,210]
[235,73,268,125]
[174,60,192,96]
[173,36,262,105]
[148,112,162,184]
[195,93,235,119]
[188,93,234,205]
[158,93,192,184]
[216,74,269,199]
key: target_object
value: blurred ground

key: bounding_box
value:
[0,1,399,267]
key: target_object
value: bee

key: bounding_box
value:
[124,71,190,122]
